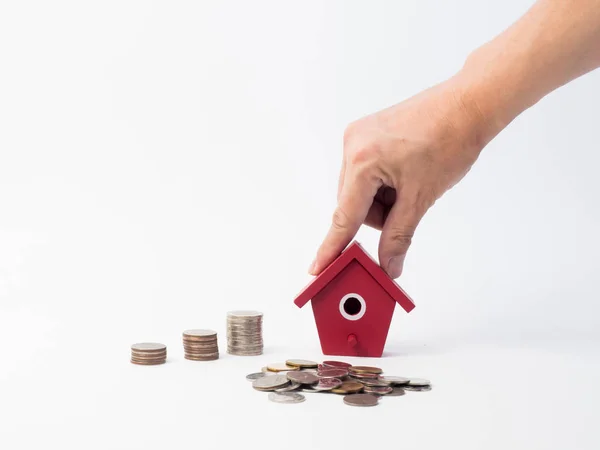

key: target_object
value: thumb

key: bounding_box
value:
[378,194,426,278]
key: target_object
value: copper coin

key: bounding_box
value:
[317,368,348,379]
[313,378,343,391]
[348,372,379,379]
[331,381,364,394]
[130,356,166,362]
[349,366,382,374]
[185,355,218,361]
[343,393,379,407]
[130,359,165,365]
[364,385,393,395]
[322,360,352,369]
[131,343,166,352]
[360,378,391,387]
[378,376,410,386]
[131,350,167,357]
[130,354,166,360]
[287,371,319,385]
[386,387,406,396]
[285,359,318,368]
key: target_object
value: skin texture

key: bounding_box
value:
[310,0,600,279]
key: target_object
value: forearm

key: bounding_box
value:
[458,0,600,141]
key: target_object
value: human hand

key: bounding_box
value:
[309,74,501,279]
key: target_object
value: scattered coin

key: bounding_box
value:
[385,387,406,396]
[246,372,268,381]
[348,372,379,379]
[378,376,410,386]
[359,378,391,387]
[331,381,364,394]
[268,392,306,404]
[343,393,379,407]
[313,378,343,391]
[317,368,348,379]
[267,362,297,372]
[275,382,301,392]
[364,385,393,395]
[285,359,318,369]
[252,374,290,391]
[322,360,352,369]
[408,378,431,386]
[227,310,263,356]
[404,385,432,392]
[349,366,383,375]
[287,371,319,385]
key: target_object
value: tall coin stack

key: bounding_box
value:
[182,329,219,361]
[226,310,263,356]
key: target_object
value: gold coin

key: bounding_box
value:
[349,366,383,375]
[331,381,364,394]
[267,362,297,372]
[285,359,318,369]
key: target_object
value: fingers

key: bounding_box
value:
[337,157,346,201]
[310,168,381,275]
[378,191,428,278]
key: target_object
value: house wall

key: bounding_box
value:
[311,259,396,357]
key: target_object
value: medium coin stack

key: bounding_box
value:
[226,310,263,356]
[182,329,219,361]
[130,343,167,365]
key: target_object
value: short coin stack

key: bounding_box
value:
[182,329,219,361]
[247,358,431,406]
[130,343,167,365]
[226,310,263,356]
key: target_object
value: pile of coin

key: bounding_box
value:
[247,358,431,406]
[182,329,219,361]
[130,343,167,365]
[226,310,263,356]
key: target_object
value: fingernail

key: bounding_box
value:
[387,255,405,279]
[308,259,318,275]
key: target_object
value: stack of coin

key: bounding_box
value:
[182,329,219,361]
[226,310,263,356]
[130,343,167,365]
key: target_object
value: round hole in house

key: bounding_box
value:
[343,297,362,316]
[339,293,366,321]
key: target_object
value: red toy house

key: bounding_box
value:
[293,241,415,357]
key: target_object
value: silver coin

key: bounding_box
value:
[385,387,406,396]
[246,372,268,381]
[268,392,305,404]
[252,374,289,390]
[378,376,410,386]
[276,382,301,392]
[404,385,432,392]
[408,378,431,386]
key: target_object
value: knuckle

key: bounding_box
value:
[331,207,351,232]
[343,120,360,144]
[388,227,414,250]
[348,143,380,167]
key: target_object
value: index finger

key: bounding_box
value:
[310,168,381,275]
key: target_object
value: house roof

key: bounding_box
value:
[293,241,415,312]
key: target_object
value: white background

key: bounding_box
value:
[1,0,599,448]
